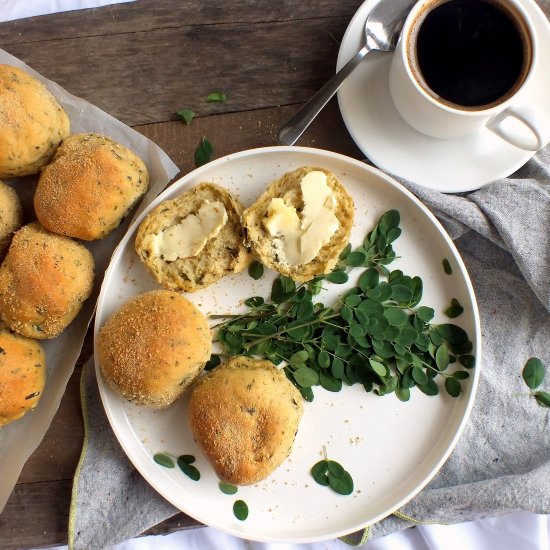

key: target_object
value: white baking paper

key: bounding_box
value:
[0,48,179,513]
[0,0,135,23]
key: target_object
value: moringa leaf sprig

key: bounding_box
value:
[211,210,475,402]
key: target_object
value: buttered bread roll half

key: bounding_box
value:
[0,182,22,260]
[0,323,46,427]
[35,133,149,241]
[135,183,249,292]
[0,223,94,339]
[0,65,69,178]
[97,290,211,408]
[243,166,354,282]
[188,356,303,485]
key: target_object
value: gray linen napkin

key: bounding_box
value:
[70,143,550,548]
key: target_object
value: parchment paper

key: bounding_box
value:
[0,48,179,513]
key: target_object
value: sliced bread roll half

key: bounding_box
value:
[135,183,249,292]
[243,166,354,282]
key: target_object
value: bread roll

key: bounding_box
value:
[0,223,94,339]
[0,323,46,427]
[188,356,303,485]
[0,64,69,177]
[34,133,149,240]
[243,166,354,282]
[135,183,249,292]
[0,181,22,260]
[97,290,211,408]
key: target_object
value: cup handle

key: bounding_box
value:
[487,104,550,152]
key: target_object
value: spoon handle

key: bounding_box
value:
[278,45,370,146]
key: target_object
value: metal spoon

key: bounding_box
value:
[278,0,415,146]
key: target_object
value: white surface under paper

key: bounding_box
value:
[0,48,179,513]
[0,0,134,22]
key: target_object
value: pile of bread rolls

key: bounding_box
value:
[98,156,355,484]
[0,64,149,428]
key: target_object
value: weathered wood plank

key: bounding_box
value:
[2,17,354,126]
[0,0,362,44]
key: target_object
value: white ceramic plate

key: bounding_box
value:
[94,146,481,543]
[336,0,550,192]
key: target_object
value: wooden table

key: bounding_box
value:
[0,1,364,547]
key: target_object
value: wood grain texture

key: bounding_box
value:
[0,0,363,44]
[1,13,359,126]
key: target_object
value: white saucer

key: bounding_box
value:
[336,0,550,193]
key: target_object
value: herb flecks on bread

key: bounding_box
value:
[135,183,249,292]
[243,166,354,282]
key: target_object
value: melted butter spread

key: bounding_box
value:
[151,201,227,261]
[263,171,339,265]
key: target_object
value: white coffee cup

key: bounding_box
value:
[389,0,550,151]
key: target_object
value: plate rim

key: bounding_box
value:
[94,145,482,542]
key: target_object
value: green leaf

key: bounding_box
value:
[331,357,345,379]
[153,453,175,468]
[326,270,348,284]
[442,258,453,274]
[522,357,545,390]
[459,355,476,369]
[369,359,387,377]
[327,460,346,478]
[452,370,470,380]
[318,350,331,369]
[206,91,227,102]
[328,470,354,495]
[293,367,319,387]
[319,371,342,392]
[194,136,214,167]
[444,298,464,318]
[244,296,264,308]
[290,350,309,364]
[296,300,314,320]
[177,458,201,481]
[416,306,435,323]
[204,354,221,371]
[358,268,379,291]
[176,108,195,124]
[219,481,238,495]
[390,284,413,303]
[311,459,330,486]
[248,261,264,280]
[347,251,366,267]
[435,344,450,371]
[533,391,550,407]
[386,227,402,243]
[411,366,428,385]
[345,294,362,307]
[378,209,400,236]
[384,307,408,326]
[339,243,352,260]
[436,324,468,345]
[178,454,196,464]
[417,378,439,396]
[395,386,410,402]
[445,377,461,397]
[233,500,249,521]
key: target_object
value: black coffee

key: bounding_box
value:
[414,0,528,108]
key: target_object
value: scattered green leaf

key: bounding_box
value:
[233,500,249,520]
[153,453,175,468]
[444,298,464,318]
[176,108,195,124]
[219,481,238,495]
[194,136,214,167]
[442,258,452,274]
[206,91,227,102]
[248,261,264,280]
[522,357,545,390]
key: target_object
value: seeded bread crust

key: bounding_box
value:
[243,166,354,282]
[188,356,303,485]
[97,290,212,409]
[34,133,149,241]
[0,323,46,427]
[0,65,69,178]
[0,181,22,260]
[0,223,95,339]
[135,183,249,292]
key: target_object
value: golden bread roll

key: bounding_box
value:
[0,181,22,260]
[188,356,303,485]
[243,166,354,282]
[135,183,249,292]
[97,289,212,408]
[0,323,46,427]
[0,223,94,339]
[0,64,69,177]
[34,133,149,240]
